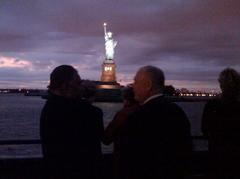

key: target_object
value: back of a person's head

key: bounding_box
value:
[218,68,240,99]
[140,65,165,92]
[48,65,81,97]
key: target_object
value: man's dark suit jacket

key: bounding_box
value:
[120,95,192,179]
[40,93,104,177]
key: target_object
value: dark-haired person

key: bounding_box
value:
[103,86,139,179]
[121,66,192,179]
[201,68,240,178]
[40,65,104,178]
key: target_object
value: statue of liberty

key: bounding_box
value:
[103,23,117,60]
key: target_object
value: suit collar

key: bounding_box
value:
[142,93,164,105]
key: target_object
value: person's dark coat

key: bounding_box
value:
[103,104,139,179]
[202,98,240,177]
[120,96,192,179]
[40,93,104,177]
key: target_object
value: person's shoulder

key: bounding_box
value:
[155,96,187,117]
[144,95,165,107]
[205,98,221,106]
[42,94,64,110]
[165,100,185,114]
[91,104,103,115]
[147,96,178,109]
[45,93,71,107]
[222,99,240,111]
[203,98,223,113]
[80,100,103,116]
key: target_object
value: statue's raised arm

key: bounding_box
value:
[103,23,117,60]
[103,23,107,34]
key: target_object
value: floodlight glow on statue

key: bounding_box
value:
[103,23,117,61]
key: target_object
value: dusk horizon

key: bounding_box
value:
[0,0,239,91]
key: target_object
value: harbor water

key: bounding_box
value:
[0,93,207,158]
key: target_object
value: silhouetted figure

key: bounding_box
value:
[202,68,240,178]
[103,86,139,179]
[120,66,192,179]
[40,65,104,178]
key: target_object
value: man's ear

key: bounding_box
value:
[145,79,152,91]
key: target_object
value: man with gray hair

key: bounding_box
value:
[133,66,165,104]
[121,66,192,179]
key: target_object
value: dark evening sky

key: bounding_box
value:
[0,0,239,91]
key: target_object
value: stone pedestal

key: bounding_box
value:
[98,60,120,89]
[101,60,116,82]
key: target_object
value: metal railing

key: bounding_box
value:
[0,136,207,146]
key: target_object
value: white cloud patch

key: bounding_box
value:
[0,56,32,69]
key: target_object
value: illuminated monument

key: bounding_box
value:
[99,23,120,89]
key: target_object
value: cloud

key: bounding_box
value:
[0,0,239,90]
[0,56,32,68]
